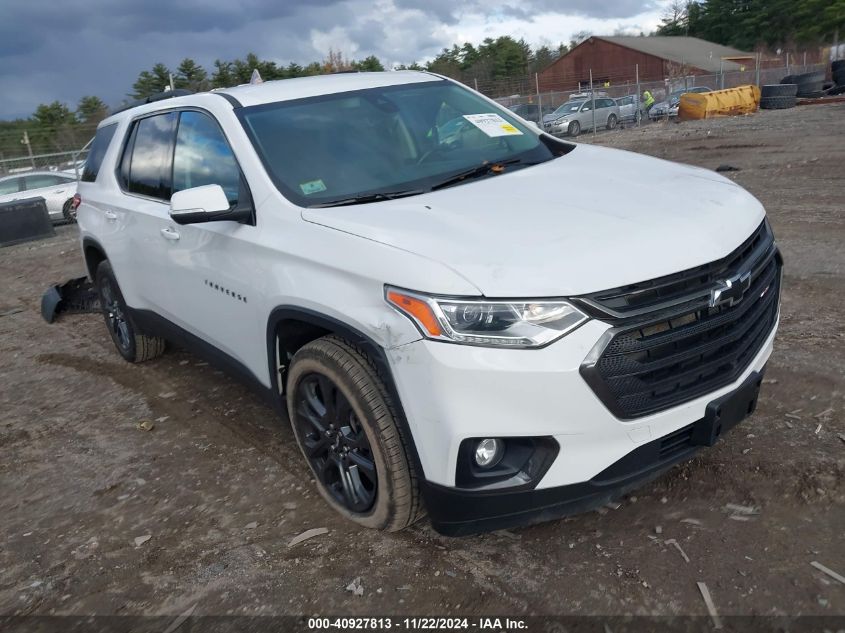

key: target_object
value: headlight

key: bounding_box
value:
[555,117,568,124]
[385,287,588,348]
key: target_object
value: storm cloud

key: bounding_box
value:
[0,0,666,119]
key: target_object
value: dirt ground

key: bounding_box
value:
[1,103,844,623]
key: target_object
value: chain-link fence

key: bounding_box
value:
[481,61,829,135]
[0,148,90,179]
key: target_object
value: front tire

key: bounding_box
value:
[95,261,166,363]
[568,121,581,137]
[286,335,422,531]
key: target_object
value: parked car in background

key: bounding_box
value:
[649,86,713,119]
[543,98,620,137]
[616,94,643,123]
[507,103,555,124]
[0,171,79,223]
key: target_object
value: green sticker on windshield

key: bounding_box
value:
[299,179,327,195]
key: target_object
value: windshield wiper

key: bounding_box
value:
[429,158,539,191]
[308,189,426,208]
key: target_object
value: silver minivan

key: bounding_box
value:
[543,98,620,137]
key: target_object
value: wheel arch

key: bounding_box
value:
[82,236,108,280]
[266,306,427,479]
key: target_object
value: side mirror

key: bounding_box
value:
[527,120,541,131]
[169,184,249,225]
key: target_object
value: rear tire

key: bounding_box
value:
[286,335,423,532]
[95,261,166,363]
[62,198,77,224]
[606,114,618,130]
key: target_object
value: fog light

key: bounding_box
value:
[474,438,503,469]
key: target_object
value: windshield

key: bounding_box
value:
[552,101,585,116]
[239,80,557,207]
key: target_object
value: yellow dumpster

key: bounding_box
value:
[678,85,761,120]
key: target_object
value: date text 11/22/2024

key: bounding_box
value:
[307,617,528,630]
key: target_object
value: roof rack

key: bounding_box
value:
[109,89,194,115]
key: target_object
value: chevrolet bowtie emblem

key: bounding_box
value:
[710,271,751,308]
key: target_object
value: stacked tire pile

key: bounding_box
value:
[761,62,845,109]
[830,60,845,95]
[760,82,798,109]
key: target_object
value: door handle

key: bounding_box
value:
[160,227,180,241]
[104,210,117,221]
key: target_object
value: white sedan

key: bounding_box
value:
[0,171,79,223]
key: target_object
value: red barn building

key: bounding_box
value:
[539,36,756,93]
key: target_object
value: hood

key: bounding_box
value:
[302,144,766,297]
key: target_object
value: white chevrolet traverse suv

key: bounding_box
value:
[76,72,781,535]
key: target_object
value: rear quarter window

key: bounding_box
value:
[81,123,119,183]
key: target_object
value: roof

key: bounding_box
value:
[593,36,755,73]
[101,71,446,125]
[219,70,443,107]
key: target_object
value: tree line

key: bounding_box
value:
[657,0,844,50]
[2,0,842,161]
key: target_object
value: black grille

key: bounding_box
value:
[579,221,781,419]
[578,221,773,319]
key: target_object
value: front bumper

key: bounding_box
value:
[422,368,766,535]
[544,121,569,135]
[387,315,777,534]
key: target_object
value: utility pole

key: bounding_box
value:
[589,69,596,138]
[21,131,35,169]
[755,52,761,86]
[635,64,641,127]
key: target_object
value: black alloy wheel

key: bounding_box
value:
[294,372,378,513]
[99,275,132,355]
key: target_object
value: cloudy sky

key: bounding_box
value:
[1,0,671,120]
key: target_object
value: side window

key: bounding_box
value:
[173,111,240,205]
[0,178,21,195]
[81,123,118,183]
[24,174,63,190]
[122,112,177,200]
[580,102,593,112]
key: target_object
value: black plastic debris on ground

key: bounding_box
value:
[42,277,100,323]
[716,164,741,172]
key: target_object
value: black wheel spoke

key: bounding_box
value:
[303,380,327,419]
[346,464,371,507]
[297,400,326,434]
[347,451,376,480]
[316,375,336,419]
[339,463,360,507]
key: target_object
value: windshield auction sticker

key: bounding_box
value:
[463,113,523,137]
